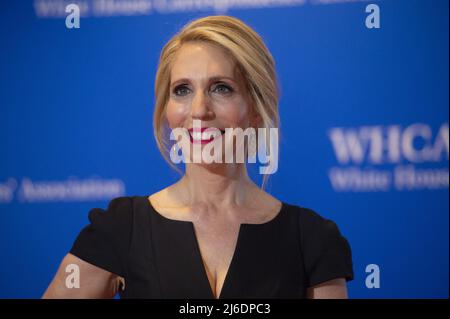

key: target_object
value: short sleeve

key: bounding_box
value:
[69,197,133,277]
[298,207,354,287]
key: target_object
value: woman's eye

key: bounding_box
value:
[173,85,190,96]
[213,84,233,94]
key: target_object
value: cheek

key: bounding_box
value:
[165,101,189,128]
[215,98,251,127]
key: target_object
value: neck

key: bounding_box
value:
[176,163,255,209]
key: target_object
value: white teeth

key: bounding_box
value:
[192,131,202,141]
[203,130,222,139]
[190,129,223,141]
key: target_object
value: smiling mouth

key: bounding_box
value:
[188,128,225,144]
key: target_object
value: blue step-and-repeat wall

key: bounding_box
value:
[0,0,448,298]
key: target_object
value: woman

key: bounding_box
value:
[43,15,353,299]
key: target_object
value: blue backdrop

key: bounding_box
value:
[0,0,448,298]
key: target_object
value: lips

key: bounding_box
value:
[187,127,225,144]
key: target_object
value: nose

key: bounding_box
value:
[190,91,214,121]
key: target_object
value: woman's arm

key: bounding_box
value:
[306,278,348,299]
[42,253,120,299]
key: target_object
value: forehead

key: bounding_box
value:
[170,42,238,81]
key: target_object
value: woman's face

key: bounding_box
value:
[165,41,257,146]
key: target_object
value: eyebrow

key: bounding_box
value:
[170,76,237,87]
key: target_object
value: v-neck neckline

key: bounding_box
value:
[144,196,286,299]
[188,221,243,299]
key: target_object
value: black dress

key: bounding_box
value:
[70,196,354,298]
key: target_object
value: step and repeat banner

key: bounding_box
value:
[0,0,448,298]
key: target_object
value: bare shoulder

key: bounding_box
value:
[148,188,166,207]
[245,185,283,222]
[148,185,192,220]
[251,185,282,207]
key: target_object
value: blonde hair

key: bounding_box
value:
[153,15,280,187]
